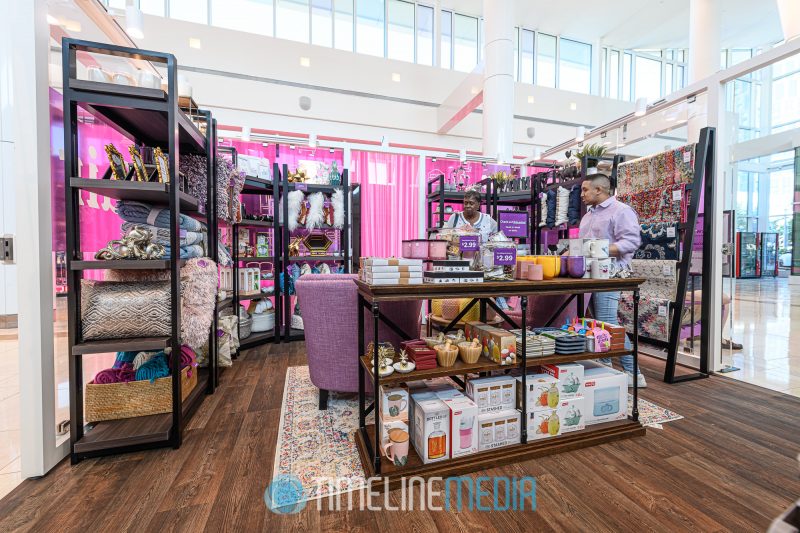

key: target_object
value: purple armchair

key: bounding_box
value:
[295,274,422,409]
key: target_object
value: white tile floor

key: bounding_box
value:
[722,276,800,398]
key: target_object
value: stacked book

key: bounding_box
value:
[540,330,587,355]
[509,329,556,358]
[400,340,437,370]
[359,258,423,285]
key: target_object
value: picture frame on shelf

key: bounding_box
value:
[304,233,333,256]
[104,143,127,180]
[128,145,148,182]
[153,146,169,183]
[238,228,250,257]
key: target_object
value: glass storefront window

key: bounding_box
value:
[453,13,478,72]
[311,0,333,47]
[212,0,274,36]
[537,33,556,88]
[277,0,310,43]
[416,4,433,66]
[387,0,415,62]
[356,0,385,56]
[334,0,354,51]
[559,38,591,94]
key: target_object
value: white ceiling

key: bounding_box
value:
[443,0,783,50]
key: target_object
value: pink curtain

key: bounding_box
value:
[349,151,419,258]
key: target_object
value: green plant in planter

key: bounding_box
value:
[573,143,608,169]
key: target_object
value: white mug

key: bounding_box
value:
[87,66,110,83]
[583,258,594,278]
[591,258,612,279]
[568,238,585,257]
[586,239,609,259]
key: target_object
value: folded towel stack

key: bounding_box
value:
[116,201,205,233]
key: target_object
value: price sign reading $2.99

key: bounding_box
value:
[459,235,479,252]
[493,248,517,266]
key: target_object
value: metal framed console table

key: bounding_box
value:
[354,277,647,490]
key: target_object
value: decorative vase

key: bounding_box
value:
[329,161,341,186]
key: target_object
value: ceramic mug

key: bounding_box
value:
[568,238,585,256]
[137,70,161,89]
[537,256,559,280]
[112,72,134,86]
[460,427,473,449]
[383,429,410,466]
[567,256,586,278]
[87,66,110,83]
[591,258,612,279]
[586,239,610,259]
[387,394,407,418]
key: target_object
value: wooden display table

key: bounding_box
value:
[355,277,647,490]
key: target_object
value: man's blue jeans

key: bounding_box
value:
[591,291,641,375]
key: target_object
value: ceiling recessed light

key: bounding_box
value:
[300,57,311,67]
[329,148,335,153]
[527,96,535,104]
[46,14,58,25]
[290,144,296,150]
[189,38,202,49]
[391,73,401,82]
[570,102,577,111]
[64,20,81,32]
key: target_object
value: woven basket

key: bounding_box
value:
[84,366,196,423]
[240,316,252,338]
[435,344,459,367]
[458,341,482,364]
[441,299,461,321]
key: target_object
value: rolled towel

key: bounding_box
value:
[162,244,205,259]
[132,351,159,371]
[180,346,198,377]
[116,201,204,232]
[121,222,205,246]
[93,369,119,384]
[117,367,137,383]
[135,353,170,382]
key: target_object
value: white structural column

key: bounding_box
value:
[776,0,800,42]
[481,0,514,163]
[687,0,720,141]
[4,0,68,476]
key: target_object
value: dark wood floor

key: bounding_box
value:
[1,343,799,532]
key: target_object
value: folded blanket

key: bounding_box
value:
[163,244,205,259]
[121,222,205,247]
[116,201,204,233]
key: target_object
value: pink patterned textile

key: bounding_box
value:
[296,274,422,395]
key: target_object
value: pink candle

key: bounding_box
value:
[528,263,544,281]
[518,262,530,279]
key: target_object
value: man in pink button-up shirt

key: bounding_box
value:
[579,174,645,388]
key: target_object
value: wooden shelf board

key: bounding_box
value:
[355,277,646,301]
[74,413,171,454]
[69,178,201,212]
[239,330,276,349]
[360,349,632,385]
[72,336,171,356]
[236,219,274,227]
[70,259,182,270]
[69,79,207,155]
[355,419,645,491]
[287,256,344,262]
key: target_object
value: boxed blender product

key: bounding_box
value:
[379,385,409,422]
[379,413,410,456]
[558,397,585,434]
[477,409,521,451]
[443,396,479,458]
[580,362,627,425]
[412,395,451,464]
[528,409,562,441]
[466,376,516,414]
[515,373,559,412]
[540,363,585,399]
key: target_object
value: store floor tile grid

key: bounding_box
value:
[274,365,682,503]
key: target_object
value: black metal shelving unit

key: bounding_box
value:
[231,160,280,350]
[278,163,354,343]
[63,39,217,462]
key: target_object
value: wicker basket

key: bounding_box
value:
[84,366,196,423]
[240,316,252,338]
[458,341,482,364]
[435,343,459,367]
